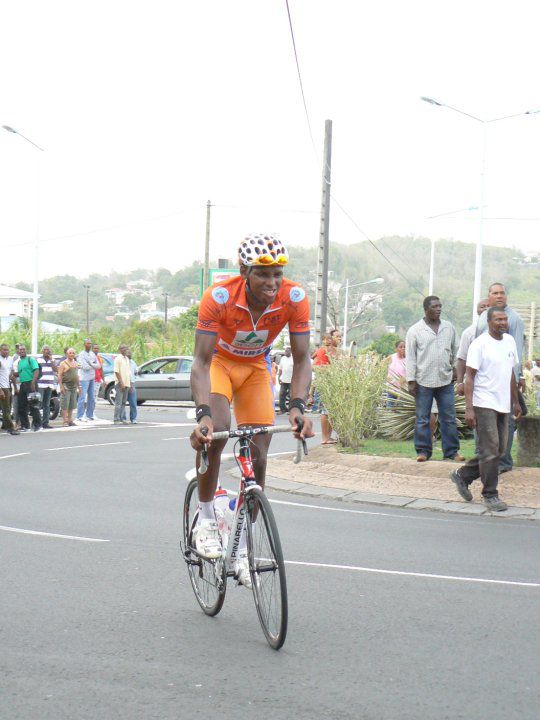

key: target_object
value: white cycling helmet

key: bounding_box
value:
[238,233,289,267]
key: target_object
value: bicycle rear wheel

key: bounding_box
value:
[245,486,288,649]
[182,478,226,616]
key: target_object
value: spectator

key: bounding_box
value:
[58,348,81,427]
[387,339,406,405]
[405,296,463,462]
[92,343,105,419]
[15,345,42,432]
[270,355,279,405]
[533,358,540,409]
[122,348,139,424]
[450,308,521,512]
[0,343,19,435]
[455,299,489,396]
[278,346,294,413]
[113,344,131,424]
[11,343,21,427]
[76,338,100,423]
[37,345,57,429]
[313,332,337,444]
[475,283,524,473]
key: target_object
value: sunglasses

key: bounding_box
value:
[254,253,288,266]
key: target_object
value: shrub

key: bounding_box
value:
[377,383,470,440]
[314,353,388,450]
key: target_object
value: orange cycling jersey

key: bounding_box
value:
[196,275,310,362]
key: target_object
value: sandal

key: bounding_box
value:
[68,421,76,427]
[322,439,338,445]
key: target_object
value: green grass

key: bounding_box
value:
[338,438,477,460]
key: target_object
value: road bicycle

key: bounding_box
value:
[181,424,306,650]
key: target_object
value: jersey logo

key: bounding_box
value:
[231,329,269,348]
[212,287,229,304]
[289,286,305,303]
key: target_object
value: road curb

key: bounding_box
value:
[226,468,540,520]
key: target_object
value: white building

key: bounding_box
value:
[41,300,74,314]
[0,284,34,319]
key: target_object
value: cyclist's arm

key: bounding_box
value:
[289,333,315,439]
[190,331,218,449]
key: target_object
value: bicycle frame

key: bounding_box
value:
[222,436,256,570]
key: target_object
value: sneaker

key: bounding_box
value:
[33,427,43,432]
[193,519,222,559]
[234,552,252,589]
[42,424,51,429]
[131,421,138,424]
[8,429,20,436]
[450,470,473,501]
[19,428,29,433]
[77,417,88,423]
[121,420,129,425]
[449,453,466,462]
[483,496,508,512]
[416,454,428,462]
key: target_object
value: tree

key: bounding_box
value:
[370,333,400,357]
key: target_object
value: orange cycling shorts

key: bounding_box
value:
[210,353,275,426]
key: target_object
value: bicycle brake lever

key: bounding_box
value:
[198,427,209,474]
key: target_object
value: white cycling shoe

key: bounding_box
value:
[234,551,252,589]
[193,519,222,559]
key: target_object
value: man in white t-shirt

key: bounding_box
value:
[450,308,521,512]
[277,346,294,413]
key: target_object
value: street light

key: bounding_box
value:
[425,205,481,294]
[2,125,44,355]
[420,96,540,321]
[83,285,90,333]
[339,277,384,349]
[163,292,169,327]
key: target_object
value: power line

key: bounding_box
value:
[283,1,424,297]
[285,0,317,153]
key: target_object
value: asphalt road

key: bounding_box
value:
[1,402,539,720]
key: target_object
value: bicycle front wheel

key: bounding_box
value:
[182,478,226,617]
[245,486,288,649]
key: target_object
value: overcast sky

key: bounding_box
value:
[1,0,540,285]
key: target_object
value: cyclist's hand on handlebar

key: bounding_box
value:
[288,408,314,440]
[190,419,214,451]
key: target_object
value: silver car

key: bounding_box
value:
[103,355,193,405]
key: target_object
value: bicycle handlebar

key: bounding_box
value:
[198,423,307,474]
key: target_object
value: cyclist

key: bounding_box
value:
[190,233,314,582]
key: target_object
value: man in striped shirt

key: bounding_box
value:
[406,296,463,463]
[37,346,57,429]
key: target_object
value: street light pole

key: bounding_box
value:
[2,125,44,355]
[83,285,90,333]
[340,277,384,349]
[163,292,169,327]
[420,98,539,321]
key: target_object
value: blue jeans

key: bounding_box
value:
[122,386,138,422]
[414,383,460,459]
[77,379,95,420]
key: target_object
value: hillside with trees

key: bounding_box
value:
[11,236,539,347]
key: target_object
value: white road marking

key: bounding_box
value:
[46,441,132,452]
[285,560,540,588]
[0,452,30,461]
[0,525,109,543]
[270,497,444,521]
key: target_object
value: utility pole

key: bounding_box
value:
[314,120,332,344]
[203,200,212,291]
[163,292,169,327]
[83,285,90,333]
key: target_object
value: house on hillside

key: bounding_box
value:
[41,300,74,314]
[106,288,132,305]
[126,279,153,290]
[0,284,34,319]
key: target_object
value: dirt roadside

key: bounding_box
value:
[266,445,540,509]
